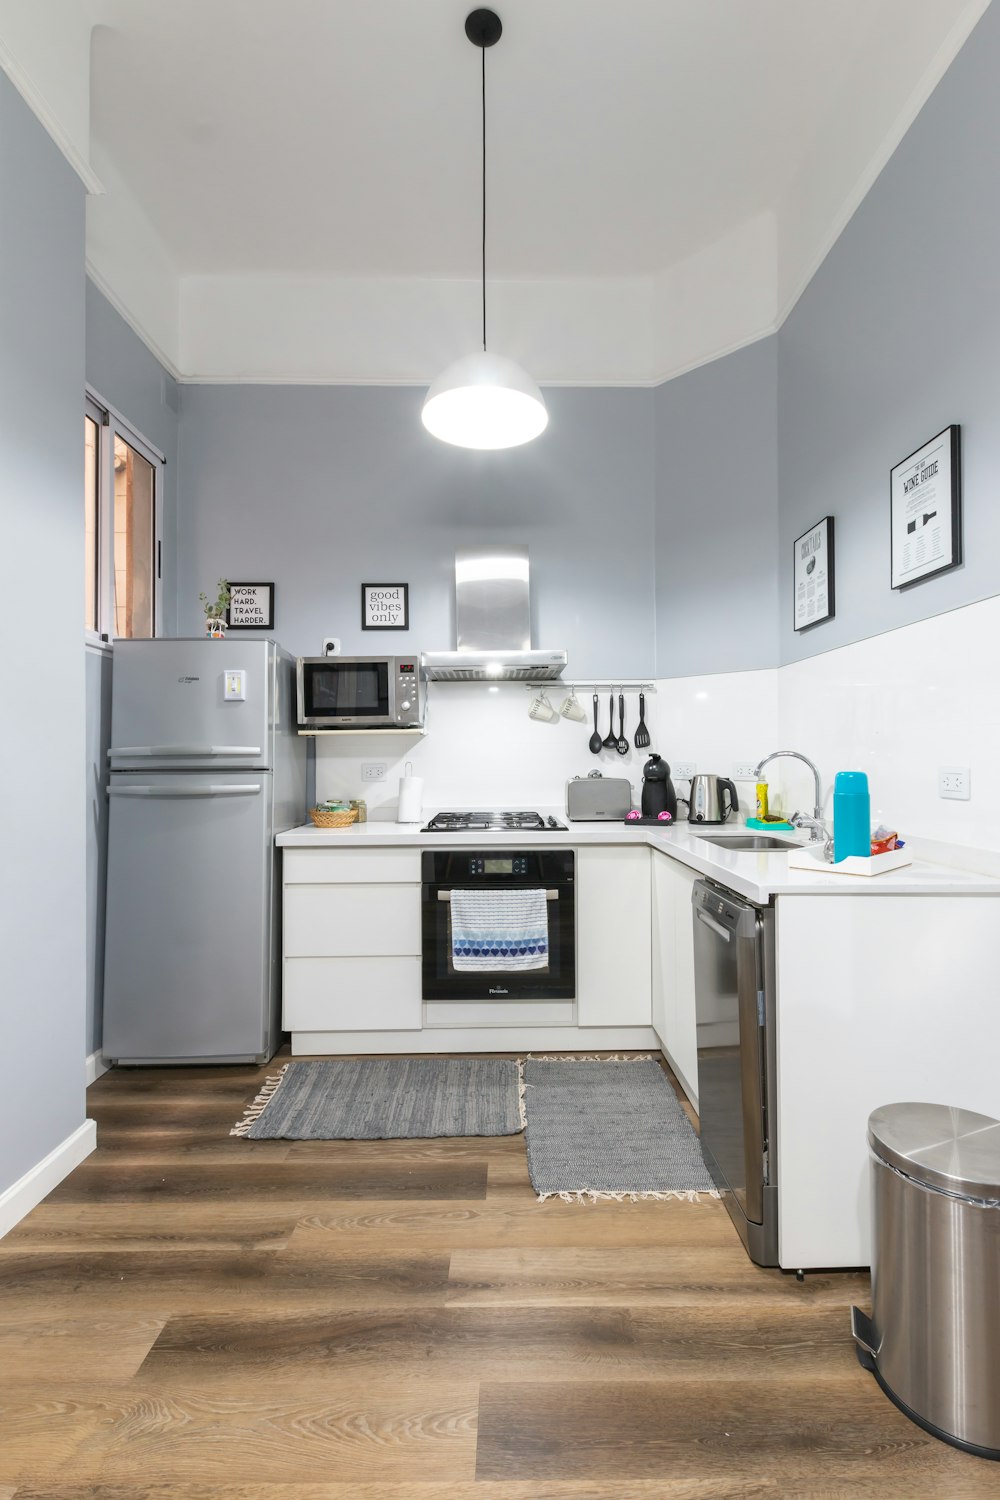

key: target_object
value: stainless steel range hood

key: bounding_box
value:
[421,546,567,682]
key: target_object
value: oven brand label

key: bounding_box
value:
[488,986,510,996]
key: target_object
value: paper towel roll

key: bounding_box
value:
[397,771,424,824]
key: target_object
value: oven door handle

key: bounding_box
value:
[437,889,560,902]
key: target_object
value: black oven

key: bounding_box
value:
[421,849,575,1001]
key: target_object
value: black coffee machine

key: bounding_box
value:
[641,754,678,820]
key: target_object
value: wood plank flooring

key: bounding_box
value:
[1,1051,996,1497]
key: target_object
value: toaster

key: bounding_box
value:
[566,774,633,821]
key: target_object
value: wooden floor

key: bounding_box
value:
[1,1052,996,1498]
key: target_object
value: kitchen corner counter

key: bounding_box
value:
[276,816,1000,899]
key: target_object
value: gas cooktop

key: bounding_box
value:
[422,810,568,832]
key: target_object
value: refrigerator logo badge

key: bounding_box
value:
[177,676,201,683]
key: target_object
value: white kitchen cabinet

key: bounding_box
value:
[776,893,1000,1269]
[282,848,421,1035]
[576,846,651,1026]
[651,852,699,1105]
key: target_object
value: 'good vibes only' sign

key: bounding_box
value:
[362,583,409,630]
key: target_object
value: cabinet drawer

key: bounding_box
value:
[284,883,421,957]
[284,957,422,1030]
[283,848,421,884]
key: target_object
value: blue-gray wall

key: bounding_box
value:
[176,384,656,679]
[654,337,779,675]
[84,280,180,1055]
[778,0,1000,664]
[0,72,88,1193]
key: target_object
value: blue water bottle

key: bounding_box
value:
[833,771,870,862]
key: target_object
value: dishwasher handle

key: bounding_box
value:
[695,906,732,942]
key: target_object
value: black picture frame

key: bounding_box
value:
[793,516,835,632]
[226,581,274,631]
[361,582,409,630]
[890,425,961,589]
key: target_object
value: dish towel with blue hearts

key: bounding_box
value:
[450,888,549,971]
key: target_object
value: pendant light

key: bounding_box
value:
[422,9,548,450]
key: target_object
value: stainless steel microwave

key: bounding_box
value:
[296,656,425,729]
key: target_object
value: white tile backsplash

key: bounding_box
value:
[316,597,999,855]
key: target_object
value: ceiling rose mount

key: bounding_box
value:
[421,9,548,451]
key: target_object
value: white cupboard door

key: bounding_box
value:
[576,847,651,1026]
[284,957,422,1030]
[652,853,699,1105]
[284,884,421,957]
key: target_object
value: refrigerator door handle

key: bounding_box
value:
[108,784,263,798]
[108,745,263,759]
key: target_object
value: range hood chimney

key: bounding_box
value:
[420,545,567,682]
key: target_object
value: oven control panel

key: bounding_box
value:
[467,856,529,876]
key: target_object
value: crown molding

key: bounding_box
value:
[0,38,103,194]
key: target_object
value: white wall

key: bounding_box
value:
[0,71,90,1207]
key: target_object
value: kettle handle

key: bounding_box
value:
[720,778,739,822]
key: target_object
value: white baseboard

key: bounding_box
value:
[0,1120,97,1240]
[86,1051,110,1086]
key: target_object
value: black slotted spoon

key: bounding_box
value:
[634,692,651,749]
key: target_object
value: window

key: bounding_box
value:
[85,395,162,642]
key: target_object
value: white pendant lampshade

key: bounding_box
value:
[423,10,548,453]
[421,351,548,450]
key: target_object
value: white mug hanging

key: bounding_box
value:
[528,690,558,722]
[559,687,587,722]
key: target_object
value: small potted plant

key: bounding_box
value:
[200,579,231,637]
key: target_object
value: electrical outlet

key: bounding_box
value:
[322,637,341,656]
[938,766,971,800]
[361,762,387,782]
[732,761,758,779]
[673,761,696,779]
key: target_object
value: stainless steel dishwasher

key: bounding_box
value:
[692,879,778,1265]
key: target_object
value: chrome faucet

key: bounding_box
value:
[752,749,824,838]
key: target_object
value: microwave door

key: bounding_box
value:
[302,660,390,723]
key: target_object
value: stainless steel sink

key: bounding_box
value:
[697,834,798,851]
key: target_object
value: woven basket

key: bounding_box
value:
[309,807,357,828]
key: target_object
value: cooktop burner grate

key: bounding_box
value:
[422,810,567,832]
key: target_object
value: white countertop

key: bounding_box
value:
[277,811,1000,899]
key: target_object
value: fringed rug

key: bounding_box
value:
[231,1056,525,1140]
[522,1055,719,1201]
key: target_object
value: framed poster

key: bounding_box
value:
[226,581,274,630]
[890,425,961,589]
[793,516,835,632]
[362,582,409,630]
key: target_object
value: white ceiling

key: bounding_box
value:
[64,0,994,376]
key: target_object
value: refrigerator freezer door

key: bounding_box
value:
[103,772,274,1062]
[109,638,275,770]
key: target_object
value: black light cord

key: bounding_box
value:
[481,40,487,352]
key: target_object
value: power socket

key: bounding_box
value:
[938,766,971,800]
[361,762,387,782]
[732,761,758,779]
[673,761,696,779]
[322,637,341,656]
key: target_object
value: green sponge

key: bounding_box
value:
[746,816,795,832]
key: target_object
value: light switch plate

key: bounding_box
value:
[224,670,246,701]
[938,766,970,800]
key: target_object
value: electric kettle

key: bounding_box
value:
[688,774,738,825]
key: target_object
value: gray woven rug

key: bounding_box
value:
[523,1056,718,1200]
[231,1057,524,1140]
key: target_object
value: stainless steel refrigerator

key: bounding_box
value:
[102,638,307,1064]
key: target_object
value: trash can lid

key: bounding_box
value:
[868,1102,1000,1199]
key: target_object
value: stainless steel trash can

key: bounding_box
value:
[852,1102,1000,1460]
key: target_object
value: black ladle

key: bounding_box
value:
[616,692,629,754]
[602,694,617,750]
[588,693,603,754]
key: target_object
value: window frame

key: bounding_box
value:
[85,389,164,647]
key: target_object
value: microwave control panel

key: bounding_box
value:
[397,662,418,716]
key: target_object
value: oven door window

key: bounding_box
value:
[305,662,389,718]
